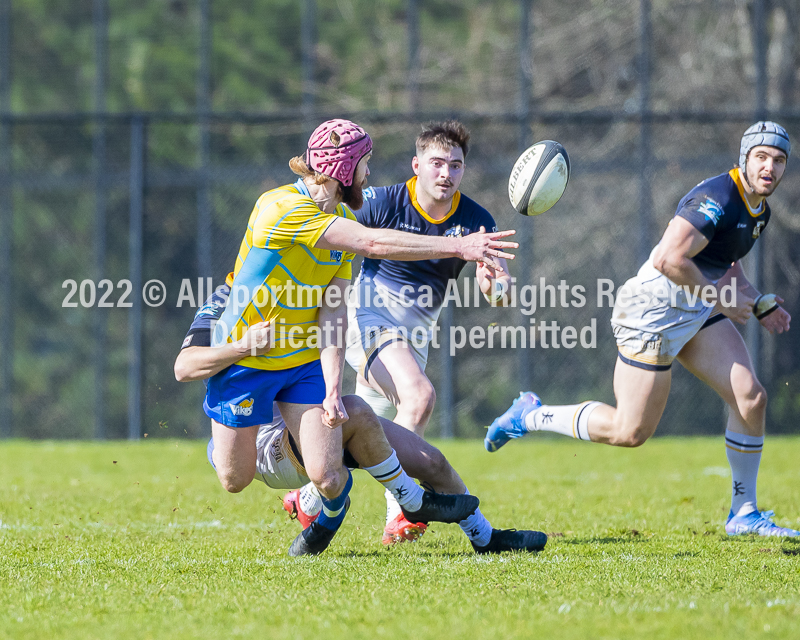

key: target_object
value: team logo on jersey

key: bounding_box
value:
[444,225,470,238]
[752,221,766,239]
[330,249,343,262]
[195,298,226,318]
[697,199,723,226]
[230,398,254,417]
[364,187,377,200]
[182,335,193,348]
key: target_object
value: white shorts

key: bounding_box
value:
[254,413,309,490]
[345,303,430,382]
[611,257,722,371]
[252,407,360,490]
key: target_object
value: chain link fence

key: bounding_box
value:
[1,0,800,439]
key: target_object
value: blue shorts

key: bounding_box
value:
[203,360,326,428]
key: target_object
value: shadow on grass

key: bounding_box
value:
[557,536,651,545]
[333,549,477,559]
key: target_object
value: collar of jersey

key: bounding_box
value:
[293,178,311,197]
[292,178,348,218]
[728,169,765,218]
[405,177,461,224]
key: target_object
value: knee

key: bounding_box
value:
[308,467,346,499]
[402,380,436,421]
[737,381,767,419]
[216,468,252,493]
[343,395,376,425]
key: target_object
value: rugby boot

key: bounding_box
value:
[472,528,548,554]
[287,497,351,557]
[381,514,427,545]
[401,491,479,524]
[484,392,541,452]
[725,509,800,537]
[282,489,319,530]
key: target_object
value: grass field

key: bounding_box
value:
[1,437,799,640]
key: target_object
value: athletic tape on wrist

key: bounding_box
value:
[754,293,779,320]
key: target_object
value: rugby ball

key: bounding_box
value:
[508,140,570,216]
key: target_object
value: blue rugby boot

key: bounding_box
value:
[725,509,800,537]
[484,392,541,452]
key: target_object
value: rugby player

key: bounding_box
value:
[204,119,517,555]
[175,282,547,555]
[486,122,799,537]
[286,121,531,550]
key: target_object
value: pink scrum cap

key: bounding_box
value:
[305,119,373,187]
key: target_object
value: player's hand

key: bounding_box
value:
[476,261,497,288]
[458,227,517,272]
[477,261,510,303]
[721,285,755,325]
[322,393,348,428]
[233,321,272,356]
[759,296,791,334]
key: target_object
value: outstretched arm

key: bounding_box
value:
[317,218,517,272]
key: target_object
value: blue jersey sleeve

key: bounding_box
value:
[354,188,375,226]
[476,209,498,234]
[181,285,230,349]
[355,185,403,229]
[675,193,729,240]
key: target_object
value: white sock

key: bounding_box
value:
[363,450,424,512]
[725,429,763,516]
[523,401,601,441]
[385,489,403,525]
[458,490,493,547]
[299,482,322,516]
[356,381,397,420]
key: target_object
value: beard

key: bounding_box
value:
[341,180,365,210]
[748,169,781,196]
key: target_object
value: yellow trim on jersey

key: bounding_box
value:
[405,177,461,224]
[225,183,356,371]
[729,169,765,218]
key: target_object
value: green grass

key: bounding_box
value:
[1,437,800,640]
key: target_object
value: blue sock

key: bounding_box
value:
[316,469,353,531]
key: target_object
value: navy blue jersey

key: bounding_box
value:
[675,169,770,280]
[355,177,497,310]
[181,285,230,349]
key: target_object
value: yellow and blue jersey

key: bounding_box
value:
[213,179,356,371]
[675,169,770,280]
